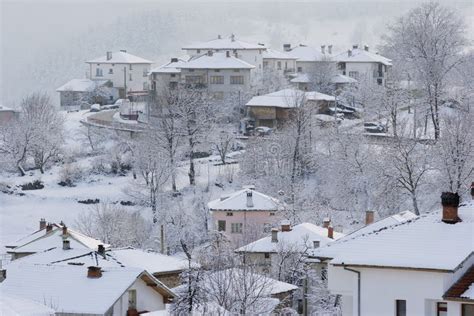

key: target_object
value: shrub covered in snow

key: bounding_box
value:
[58,163,83,187]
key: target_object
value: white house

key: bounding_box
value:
[333,45,392,86]
[56,78,119,109]
[182,34,266,72]
[262,48,297,75]
[236,222,344,275]
[86,50,153,98]
[0,263,175,315]
[149,56,188,93]
[311,193,474,316]
[284,44,334,74]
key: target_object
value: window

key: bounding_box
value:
[269,212,275,216]
[285,61,288,69]
[128,289,137,309]
[212,92,224,100]
[348,71,359,79]
[185,76,204,85]
[395,300,406,316]
[143,70,148,77]
[197,49,201,54]
[230,76,244,85]
[210,76,224,84]
[226,212,233,216]
[129,64,133,70]
[462,304,474,316]
[297,67,302,72]
[188,69,195,72]
[263,223,271,233]
[96,68,103,77]
[233,69,240,73]
[277,61,282,70]
[170,74,176,78]
[263,61,268,68]
[264,253,270,259]
[377,78,383,85]
[321,267,327,280]
[143,82,148,90]
[129,73,132,81]
[214,69,220,72]
[231,223,243,234]
[169,82,178,89]
[109,68,113,74]
[437,302,447,316]
[217,220,226,232]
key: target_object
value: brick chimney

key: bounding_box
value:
[46,223,53,233]
[328,225,334,239]
[283,44,291,52]
[271,228,278,243]
[62,224,68,237]
[328,45,333,54]
[322,218,331,228]
[246,191,254,208]
[365,211,374,225]
[87,266,102,278]
[106,51,112,61]
[39,218,46,230]
[98,244,105,258]
[63,239,71,250]
[281,220,291,232]
[441,192,461,224]
[321,45,326,54]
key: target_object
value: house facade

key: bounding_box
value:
[208,187,284,245]
[86,50,152,98]
[334,45,392,86]
[56,78,119,109]
[312,193,474,316]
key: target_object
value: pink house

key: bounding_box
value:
[208,186,284,245]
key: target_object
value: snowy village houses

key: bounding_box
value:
[311,191,474,316]
[208,187,284,244]
[57,50,152,109]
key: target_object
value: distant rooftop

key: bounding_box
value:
[208,188,282,211]
[178,52,255,70]
[149,56,189,74]
[87,51,152,64]
[286,45,332,62]
[182,34,266,50]
[262,48,297,60]
[246,88,335,108]
[56,78,110,92]
[334,47,392,65]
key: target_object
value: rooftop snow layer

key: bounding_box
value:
[236,223,344,253]
[334,48,392,65]
[182,35,266,50]
[56,79,110,92]
[262,48,297,60]
[311,202,474,271]
[286,45,332,62]
[0,264,147,314]
[246,88,335,108]
[291,73,357,84]
[149,57,189,74]
[208,188,282,211]
[87,51,152,64]
[178,52,255,69]
[0,294,55,316]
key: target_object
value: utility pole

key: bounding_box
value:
[123,66,127,99]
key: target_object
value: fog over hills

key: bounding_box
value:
[1,0,472,106]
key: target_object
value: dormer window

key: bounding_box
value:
[226,212,233,216]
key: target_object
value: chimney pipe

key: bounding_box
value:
[313,240,320,248]
[365,211,374,225]
[322,218,331,229]
[281,221,291,232]
[98,244,105,257]
[63,239,70,250]
[283,44,291,52]
[328,225,334,239]
[328,45,333,54]
[207,50,213,56]
[271,228,278,243]
[171,58,178,63]
[62,225,68,237]
[246,191,254,208]
[352,44,358,49]
[218,34,222,39]
[441,192,461,224]
[230,34,235,42]
[226,51,230,58]
[39,218,46,230]
[106,51,112,61]
[347,50,352,57]
[470,182,474,200]
[364,45,369,52]
[87,266,102,278]
[321,45,326,54]
[46,223,53,233]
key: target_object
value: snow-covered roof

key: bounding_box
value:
[262,48,297,60]
[334,48,392,66]
[208,188,282,211]
[8,225,108,254]
[236,223,344,253]
[149,57,189,74]
[0,105,17,112]
[286,45,332,62]
[56,79,110,92]
[0,264,171,314]
[182,35,266,50]
[246,88,335,108]
[444,265,474,302]
[311,202,474,271]
[87,51,152,64]
[178,52,255,70]
[0,294,55,316]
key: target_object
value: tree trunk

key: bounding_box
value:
[411,191,420,215]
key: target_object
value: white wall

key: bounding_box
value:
[89,63,151,92]
[112,276,165,315]
[328,264,473,316]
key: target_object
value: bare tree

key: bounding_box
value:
[212,130,236,165]
[383,2,467,139]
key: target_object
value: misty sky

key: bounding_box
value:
[1,0,472,106]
